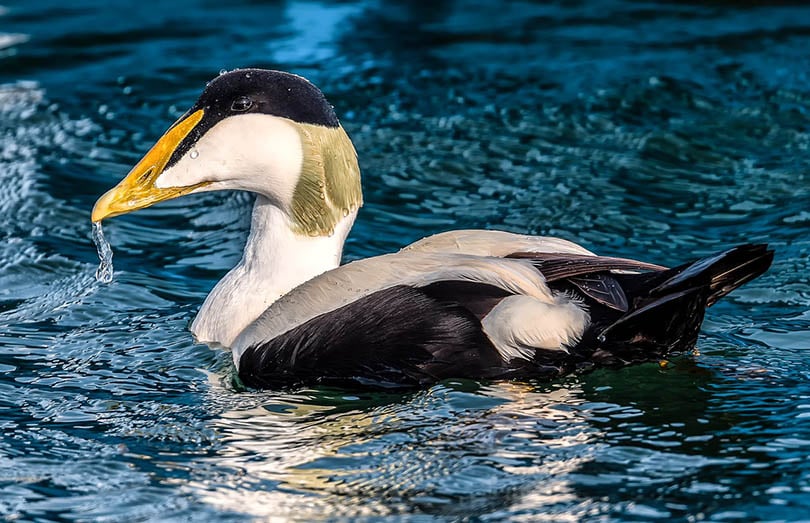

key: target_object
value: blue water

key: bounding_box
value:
[1,1,809,520]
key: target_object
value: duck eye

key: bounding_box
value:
[231,96,253,112]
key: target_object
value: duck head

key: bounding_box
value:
[92,69,362,237]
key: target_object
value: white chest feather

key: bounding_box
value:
[190,197,355,349]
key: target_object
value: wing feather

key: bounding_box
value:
[506,252,666,281]
[567,274,629,312]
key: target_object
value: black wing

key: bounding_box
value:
[507,252,668,312]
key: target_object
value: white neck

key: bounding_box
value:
[190,195,356,348]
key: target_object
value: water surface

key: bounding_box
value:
[1,1,809,521]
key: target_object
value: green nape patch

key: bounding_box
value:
[290,123,363,236]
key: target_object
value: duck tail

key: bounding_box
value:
[591,244,773,365]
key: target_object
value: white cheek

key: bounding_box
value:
[155,114,304,203]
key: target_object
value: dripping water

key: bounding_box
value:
[92,221,114,283]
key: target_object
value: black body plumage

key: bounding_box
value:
[238,244,774,390]
[238,285,505,389]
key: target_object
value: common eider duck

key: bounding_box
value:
[92,69,773,389]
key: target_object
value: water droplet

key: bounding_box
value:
[327,227,335,237]
[317,180,325,188]
[190,149,199,159]
[219,69,227,75]
[350,203,357,212]
[245,71,252,79]
[319,192,326,200]
[92,221,114,284]
[342,208,349,217]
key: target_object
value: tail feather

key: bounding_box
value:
[649,244,773,306]
[593,243,773,362]
[596,286,708,364]
[705,248,774,306]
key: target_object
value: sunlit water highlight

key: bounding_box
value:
[0,1,809,521]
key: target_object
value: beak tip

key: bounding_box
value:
[92,189,117,223]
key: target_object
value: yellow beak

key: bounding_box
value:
[91,109,210,222]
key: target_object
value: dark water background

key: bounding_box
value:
[1,1,809,520]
